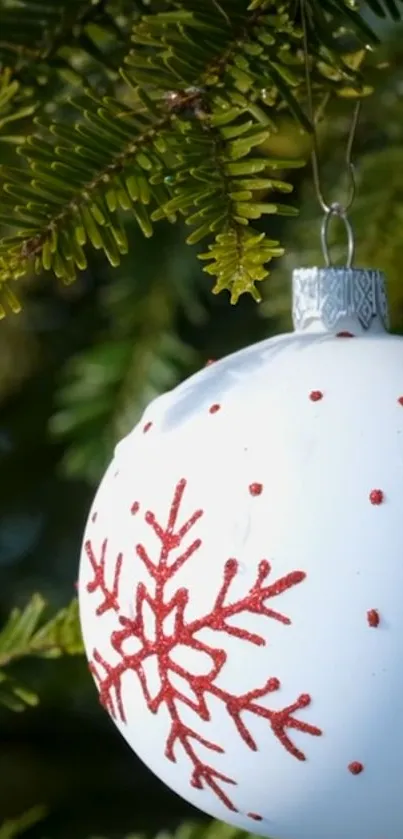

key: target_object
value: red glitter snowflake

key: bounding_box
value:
[85,478,322,812]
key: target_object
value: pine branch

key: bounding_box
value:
[352,0,403,21]
[51,326,196,480]
[0,808,47,839]
[86,819,264,839]
[200,228,285,302]
[49,226,200,482]
[0,68,36,145]
[0,0,132,77]
[0,595,83,711]
[0,0,400,310]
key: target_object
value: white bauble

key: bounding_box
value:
[79,267,403,839]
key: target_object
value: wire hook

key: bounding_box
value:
[300,0,361,265]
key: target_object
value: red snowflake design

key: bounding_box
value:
[85,479,322,812]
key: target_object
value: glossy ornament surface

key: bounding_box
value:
[79,267,403,839]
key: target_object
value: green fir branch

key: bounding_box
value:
[85,819,265,839]
[0,68,36,145]
[0,0,131,76]
[49,226,200,482]
[0,595,83,711]
[351,0,403,21]
[0,808,47,839]
[0,0,400,311]
[200,227,286,302]
[51,326,196,480]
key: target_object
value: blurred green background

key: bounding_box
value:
[2,6,403,839]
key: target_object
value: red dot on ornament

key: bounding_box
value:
[131,501,140,515]
[309,390,323,402]
[209,403,221,414]
[143,421,153,433]
[205,359,216,366]
[398,396,403,406]
[336,331,355,338]
[248,814,263,822]
[348,761,364,775]
[249,482,263,496]
[91,512,97,523]
[369,489,384,505]
[367,608,380,628]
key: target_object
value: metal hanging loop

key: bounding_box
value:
[321,203,355,268]
[300,0,361,267]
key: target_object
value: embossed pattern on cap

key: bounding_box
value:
[292,267,389,334]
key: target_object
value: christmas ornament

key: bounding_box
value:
[78,17,403,837]
[78,257,403,839]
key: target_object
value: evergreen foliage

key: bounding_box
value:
[0,0,400,311]
[49,224,201,480]
[0,595,82,710]
[0,807,47,839]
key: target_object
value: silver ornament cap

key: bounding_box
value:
[292,267,390,335]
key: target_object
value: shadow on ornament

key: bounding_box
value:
[161,332,330,433]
